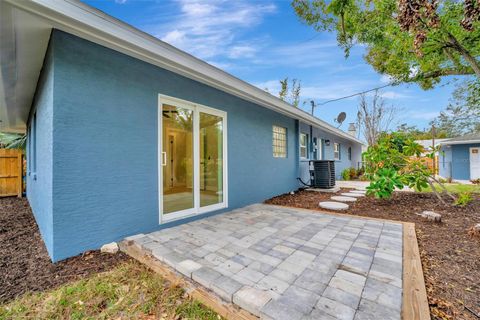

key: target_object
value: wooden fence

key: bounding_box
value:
[0,149,23,197]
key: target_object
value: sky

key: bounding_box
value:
[83,0,461,132]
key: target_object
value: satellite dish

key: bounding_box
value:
[335,112,347,127]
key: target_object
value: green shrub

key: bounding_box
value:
[454,192,473,206]
[363,132,431,199]
[471,178,480,185]
[341,167,357,180]
[341,168,352,180]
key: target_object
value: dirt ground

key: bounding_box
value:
[0,197,129,303]
[266,189,480,320]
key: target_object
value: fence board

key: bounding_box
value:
[0,149,23,198]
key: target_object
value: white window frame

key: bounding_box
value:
[272,125,287,158]
[158,94,228,224]
[300,133,308,159]
[334,143,341,160]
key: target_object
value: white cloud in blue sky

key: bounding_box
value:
[88,0,459,131]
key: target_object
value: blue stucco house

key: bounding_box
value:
[0,0,363,261]
[439,133,480,182]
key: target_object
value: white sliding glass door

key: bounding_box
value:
[158,95,227,223]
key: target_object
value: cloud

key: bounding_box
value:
[380,74,393,84]
[407,111,439,120]
[378,91,411,99]
[254,80,281,95]
[114,0,127,3]
[144,0,276,60]
[249,41,338,68]
[228,45,257,59]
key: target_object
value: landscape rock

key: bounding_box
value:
[100,242,119,254]
[418,211,442,222]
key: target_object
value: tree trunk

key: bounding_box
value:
[447,33,480,78]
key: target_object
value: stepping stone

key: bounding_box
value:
[350,190,367,194]
[341,193,365,198]
[331,196,357,202]
[319,201,349,211]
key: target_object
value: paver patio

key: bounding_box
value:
[124,204,404,320]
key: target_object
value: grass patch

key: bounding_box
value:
[421,183,480,194]
[0,261,220,320]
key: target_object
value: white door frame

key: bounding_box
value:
[158,94,228,224]
[470,147,480,180]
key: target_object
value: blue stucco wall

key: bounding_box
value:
[298,122,361,182]
[451,144,480,180]
[44,30,298,261]
[26,41,54,257]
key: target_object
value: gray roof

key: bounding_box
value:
[440,133,480,145]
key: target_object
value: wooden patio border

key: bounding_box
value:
[121,204,431,320]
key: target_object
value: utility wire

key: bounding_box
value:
[316,82,396,106]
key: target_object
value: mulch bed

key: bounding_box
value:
[0,197,130,303]
[266,189,480,320]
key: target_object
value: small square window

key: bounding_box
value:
[334,143,341,160]
[300,133,308,158]
[273,126,287,158]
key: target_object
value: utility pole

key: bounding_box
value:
[310,100,316,115]
[432,124,436,175]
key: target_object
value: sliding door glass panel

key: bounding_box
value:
[199,112,223,207]
[162,104,194,214]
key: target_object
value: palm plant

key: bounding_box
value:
[0,132,27,149]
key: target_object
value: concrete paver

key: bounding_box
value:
[127,204,403,319]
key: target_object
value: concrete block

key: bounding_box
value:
[257,275,290,294]
[211,276,243,302]
[316,296,356,320]
[176,259,202,278]
[192,267,222,289]
[100,242,118,254]
[260,299,304,320]
[233,286,272,316]
[277,285,320,314]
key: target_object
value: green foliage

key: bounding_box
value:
[0,132,26,149]
[454,192,473,206]
[341,168,351,180]
[396,123,450,139]
[341,167,364,180]
[292,0,480,89]
[431,79,480,136]
[277,77,302,107]
[363,132,433,198]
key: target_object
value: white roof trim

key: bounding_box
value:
[2,0,363,144]
[440,139,480,146]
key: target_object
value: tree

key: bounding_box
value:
[277,77,302,107]
[363,131,456,203]
[431,79,480,136]
[292,0,480,89]
[356,90,398,145]
[396,123,449,139]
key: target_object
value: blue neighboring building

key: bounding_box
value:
[0,0,363,261]
[439,133,480,182]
